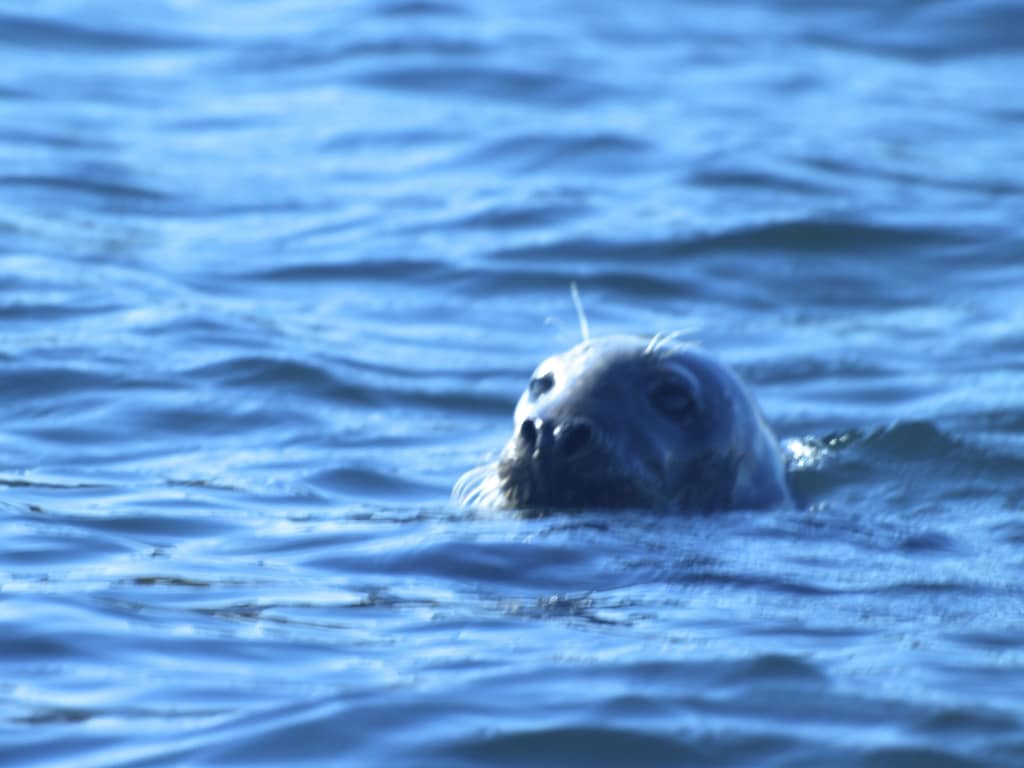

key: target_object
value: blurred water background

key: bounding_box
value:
[2,1,1024,765]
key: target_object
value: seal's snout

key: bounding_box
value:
[500,408,648,509]
[555,419,595,459]
[517,416,596,462]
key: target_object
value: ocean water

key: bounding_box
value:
[2,0,1024,765]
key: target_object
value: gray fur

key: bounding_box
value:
[455,335,791,513]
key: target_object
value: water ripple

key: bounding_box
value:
[2,0,1023,765]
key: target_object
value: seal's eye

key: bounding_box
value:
[648,380,695,422]
[529,372,555,400]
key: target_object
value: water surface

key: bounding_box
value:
[2,1,1024,765]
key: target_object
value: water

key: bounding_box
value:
[2,1,1023,765]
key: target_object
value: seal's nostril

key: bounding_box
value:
[519,419,538,450]
[558,421,593,458]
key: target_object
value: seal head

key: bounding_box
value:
[455,335,791,513]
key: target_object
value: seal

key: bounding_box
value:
[454,335,791,512]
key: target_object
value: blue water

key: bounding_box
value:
[2,1,1024,765]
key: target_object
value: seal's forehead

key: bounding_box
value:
[531,334,708,380]
[532,335,651,379]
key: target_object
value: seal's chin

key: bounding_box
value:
[495,446,656,511]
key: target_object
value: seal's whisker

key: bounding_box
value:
[452,462,504,509]
[645,328,700,355]
[570,281,590,342]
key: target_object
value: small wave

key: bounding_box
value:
[373,1,466,18]
[352,64,611,106]
[0,127,116,151]
[321,127,461,153]
[3,365,157,400]
[228,35,484,75]
[860,420,963,461]
[490,237,683,264]
[457,132,653,175]
[801,1,1024,61]
[187,350,513,417]
[787,421,1024,506]
[690,167,832,196]
[786,422,967,472]
[0,300,119,322]
[0,476,109,491]
[0,11,201,52]
[447,725,707,766]
[455,266,701,301]
[339,37,483,60]
[307,535,602,592]
[241,258,446,284]
[426,201,586,232]
[723,653,825,683]
[307,465,443,501]
[0,174,169,209]
[686,219,961,255]
[187,355,367,403]
[488,218,958,265]
[803,153,1024,197]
